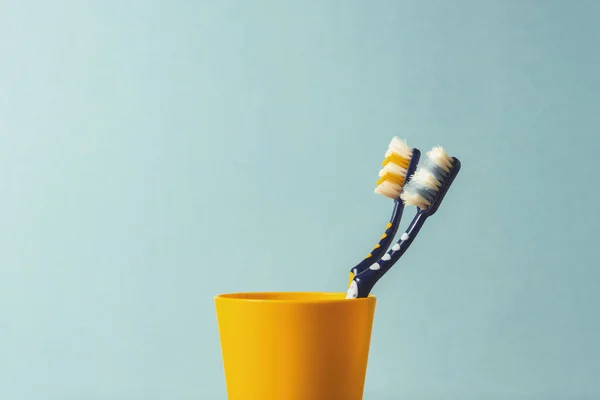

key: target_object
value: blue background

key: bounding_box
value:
[1,1,599,399]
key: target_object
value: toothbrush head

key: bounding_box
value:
[400,146,461,215]
[374,137,420,199]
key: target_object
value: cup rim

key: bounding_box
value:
[214,291,376,304]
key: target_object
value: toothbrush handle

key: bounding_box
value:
[354,211,428,298]
[348,199,404,285]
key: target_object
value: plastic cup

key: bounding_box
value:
[215,292,376,400]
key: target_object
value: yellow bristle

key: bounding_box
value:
[379,162,408,178]
[382,153,410,169]
[376,172,405,187]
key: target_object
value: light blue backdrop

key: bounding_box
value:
[1,1,599,399]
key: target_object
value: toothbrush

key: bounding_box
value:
[346,146,461,299]
[348,137,420,286]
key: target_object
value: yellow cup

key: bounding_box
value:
[215,292,377,400]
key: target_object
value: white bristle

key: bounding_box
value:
[427,146,453,172]
[385,137,412,160]
[400,145,456,210]
[400,190,430,209]
[378,162,408,178]
[374,180,401,199]
[411,169,441,191]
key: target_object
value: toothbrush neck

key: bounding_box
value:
[381,211,428,273]
[354,210,430,298]
[405,210,427,238]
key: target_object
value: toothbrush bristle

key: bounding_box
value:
[427,146,453,173]
[374,180,402,199]
[400,146,454,209]
[374,137,413,199]
[378,162,408,178]
[386,137,412,160]
[399,190,430,209]
[411,168,441,191]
